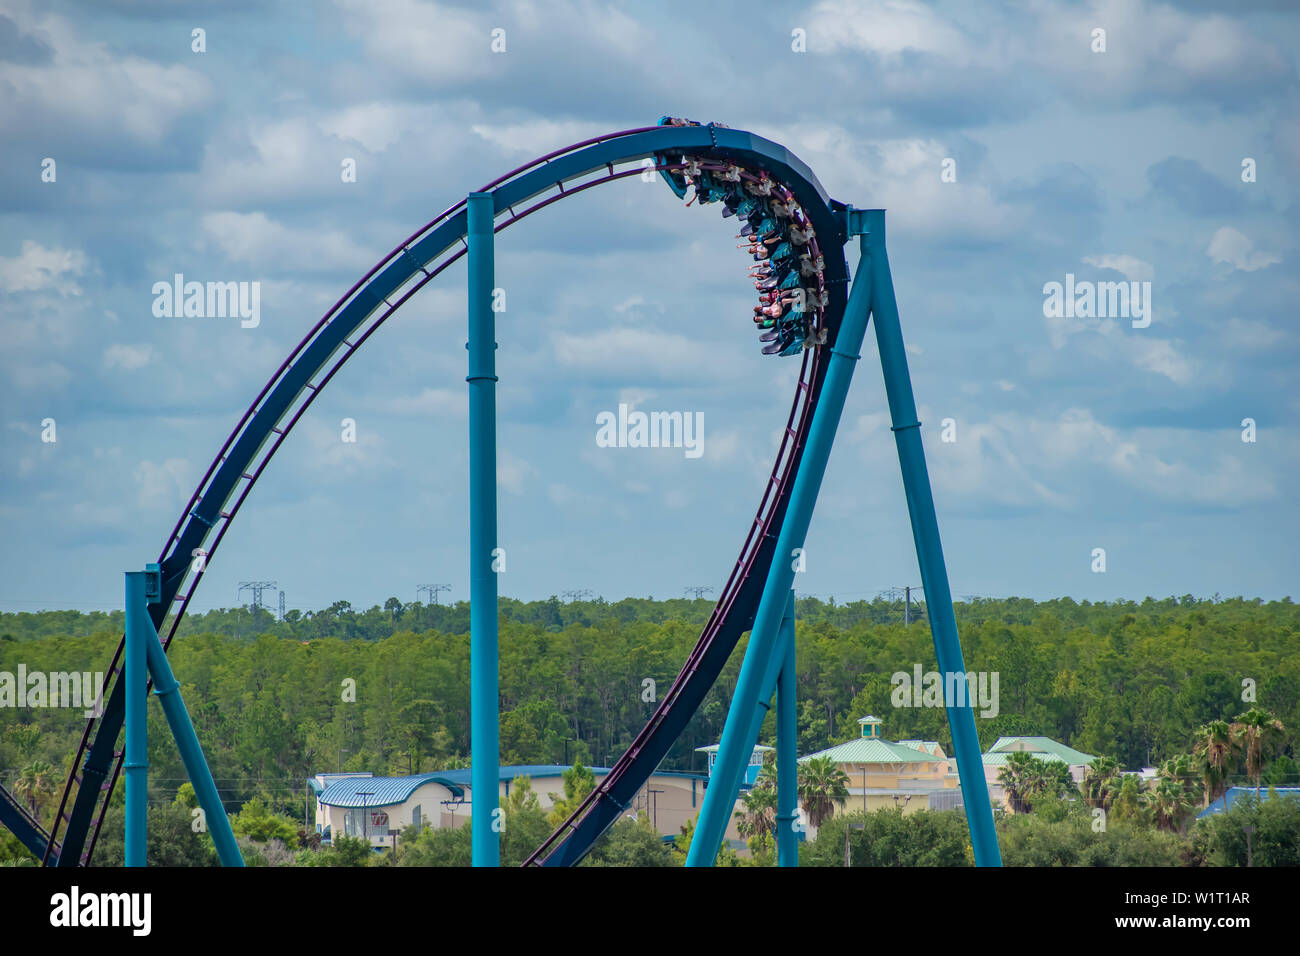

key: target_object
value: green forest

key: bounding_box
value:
[1,593,1297,866]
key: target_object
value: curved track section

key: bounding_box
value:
[9,124,849,866]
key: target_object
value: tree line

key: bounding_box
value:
[1,593,1296,865]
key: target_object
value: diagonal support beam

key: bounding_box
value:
[775,590,799,867]
[864,208,1001,866]
[687,230,875,866]
[688,209,1001,867]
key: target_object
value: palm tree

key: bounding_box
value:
[997,751,1038,813]
[14,760,56,818]
[1109,773,1149,825]
[1158,753,1202,806]
[1192,720,1235,808]
[1149,776,1194,833]
[1231,708,1285,797]
[1045,760,1078,799]
[1022,759,1053,807]
[1083,756,1121,810]
[4,724,41,762]
[734,781,777,851]
[797,756,849,828]
[674,815,738,866]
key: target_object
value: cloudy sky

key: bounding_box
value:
[1,0,1296,615]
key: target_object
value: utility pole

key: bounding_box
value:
[683,585,714,600]
[417,584,451,605]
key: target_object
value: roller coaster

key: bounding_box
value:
[0,120,1001,867]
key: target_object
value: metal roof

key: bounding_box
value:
[1196,786,1300,819]
[982,751,1066,766]
[986,736,1096,766]
[316,765,612,808]
[897,739,944,756]
[318,773,465,808]
[799,738,942,765]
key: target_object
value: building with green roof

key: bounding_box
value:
[798,716,963,818]
[979,736,1097,812]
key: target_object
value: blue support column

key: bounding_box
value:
[467,191,500,867]
[142,619,244,867]
[123,571,151,868]
[687,234,875,866]
[863,208,1001,867]
[776,590,798,867]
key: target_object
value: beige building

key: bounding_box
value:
[310,764,738,848]
[977,736,1097,811]
[800,716,963,819]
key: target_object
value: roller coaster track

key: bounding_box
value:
[0,776,53,859]
[0,123,851,866]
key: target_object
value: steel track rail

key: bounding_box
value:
[21,124,848,866]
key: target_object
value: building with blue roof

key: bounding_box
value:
[311,764,726,847]
[1196,786,1300,819]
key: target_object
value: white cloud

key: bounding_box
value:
[1222,317,1285,351]
[132,458,192,509]
[318,103,434,153]
[299,417,391,475]
[103,344,155,370]
[380,388,468,418]
[807,0,973,59]
[0,240,89,294]
[1129,337,1196,385]
[617,388,655,409]
[663,488,691,509]
[197,117,372,204]
[701,429,742,467]
[1206,227,1280,272]
[551,327,738,381]
[471,119,609,156]
[1025,0,1289,107]
[0,5,212,148]
[927,407,1276,510]
[200,211,371,274]
[498,450,535,495]
[331,0,492,83]
[1082,254,1154,281]
[7,361,72,390]
[787,125,1021,241]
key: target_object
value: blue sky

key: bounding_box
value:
[0,0,1296,614]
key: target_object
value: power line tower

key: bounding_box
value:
[897,584,924,625]
[683,585,714,600]
[877,586,923,623]
[417,584,451,605]
[278,590,286,622]
[561,589,593,603]
[238,581,277,615]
